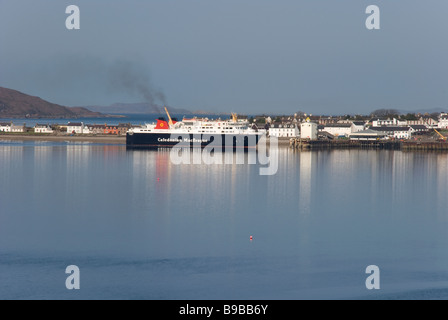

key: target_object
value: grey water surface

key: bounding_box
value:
[1,140,448,299]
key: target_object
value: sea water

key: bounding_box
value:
[1,140,448,299]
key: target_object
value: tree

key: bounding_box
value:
[430,112,440,120]
[402,113,418,121]
[370,109,400,118]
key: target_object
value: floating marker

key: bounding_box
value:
[250,236,253,241]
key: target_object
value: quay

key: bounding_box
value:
[2,133,448,151]
[289,138,448,151]
[401,141,448,151]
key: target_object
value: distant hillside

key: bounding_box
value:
[0,87,104,119]
[84,102,193,115]
[398,107,447,115]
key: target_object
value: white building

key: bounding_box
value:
[269,123,299,138]
[409,125,429,135]
[0,122,11,132]
[350,129,387,141]
[10,123,25,133]
[34,124,54,134]
[371,126,412,139]
[300,121,318,140]
[372,118,399,127]
[67,122,91,134]
[321,123,352,137]
[351,121,367,133]
[438,116,448,129]
[406,117,439,128]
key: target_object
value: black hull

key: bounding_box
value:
[126,132,262,150]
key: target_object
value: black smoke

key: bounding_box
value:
[107,59,165,113]
[33,55,166,112]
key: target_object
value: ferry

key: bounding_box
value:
[126,107,264,150]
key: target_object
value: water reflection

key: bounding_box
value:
[1,143,448,299]
[299,151,313,217]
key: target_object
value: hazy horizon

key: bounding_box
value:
[1,1,447,115]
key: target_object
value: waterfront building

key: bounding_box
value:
[118,123,132,136]
[300,120,318,140]
[10,123,25,133]
[104,124,119,135]
[34,124,53,134]
[269,123,299,138]
[372,118,398,127]
[423,117,439,128]
[320,123,352,137]
[370,126,412,139]
[349,129,387,141]
[409,125,429,135]
[0,122,11,132]
[67,122,90,134]
[438,115,448,129]
[86,124,106,135]
[351,121,367,132]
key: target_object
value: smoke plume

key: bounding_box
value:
[107,59,166,113]
[34,55,166,112]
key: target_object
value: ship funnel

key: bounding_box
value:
[164,106,174,127]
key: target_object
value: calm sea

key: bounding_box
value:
[1,140,448,300]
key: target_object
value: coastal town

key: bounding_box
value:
[1,110,447,144]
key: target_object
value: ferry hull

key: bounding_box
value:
[126,132,262,150]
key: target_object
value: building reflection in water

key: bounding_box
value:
[298,151,313,217]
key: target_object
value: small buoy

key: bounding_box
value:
[250,236,253,241]
[157,178,160,181]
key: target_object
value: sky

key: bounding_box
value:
[0,0,447,115]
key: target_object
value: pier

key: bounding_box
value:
[401,141,448,151]
[289,138,448,151]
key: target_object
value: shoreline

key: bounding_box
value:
[3,134,446,151]
[0,134,126,144]
[0,134,292,147]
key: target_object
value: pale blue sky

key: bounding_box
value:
[0,0,447,114]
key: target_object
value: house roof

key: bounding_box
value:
[350,129,387,136]
[323,123,352,128]
[67,122,83,126]
[352,121,366,126]
[373,118,395,121]
[370,126,411,132]
[270,123,297,128]
[410,125,428,130]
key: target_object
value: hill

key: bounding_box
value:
[0,87,104,118]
